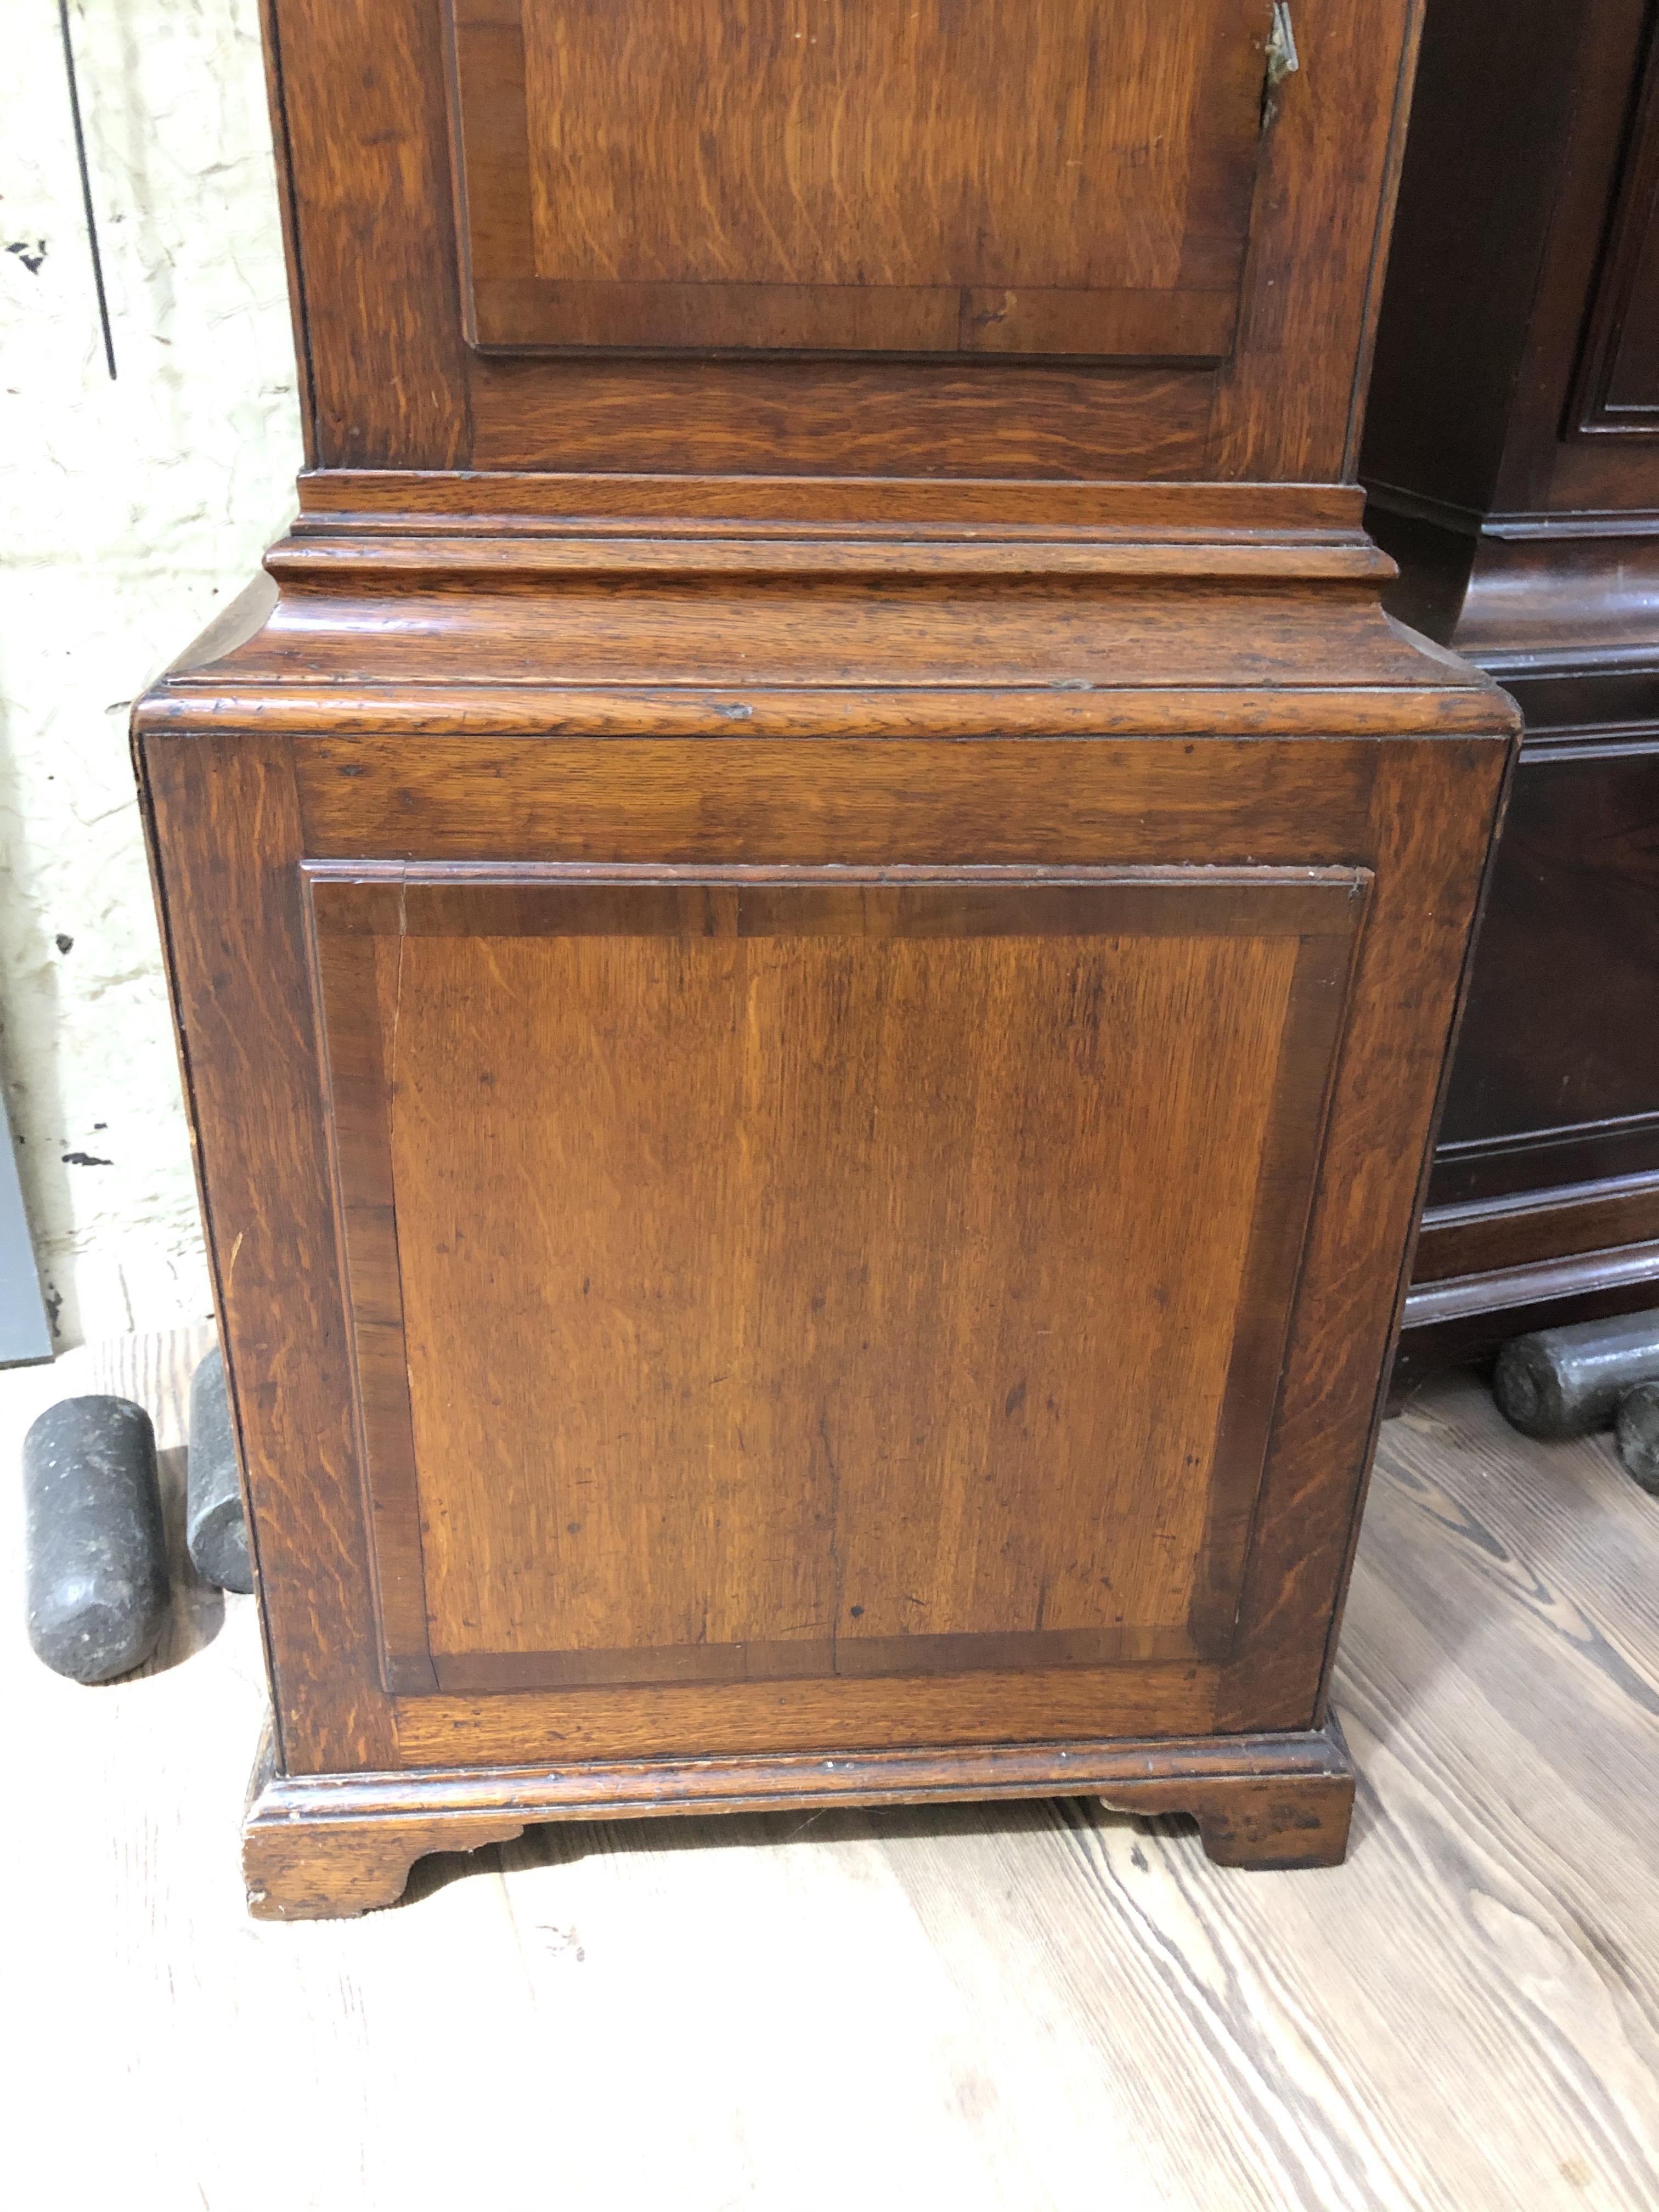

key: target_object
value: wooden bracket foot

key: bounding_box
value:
[1098,1711,1355,1869]
[242,1729,524,1921]
[241,1712,1357,1920]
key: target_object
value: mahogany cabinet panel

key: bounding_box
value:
[450,0,1263,359]
[1432,745,1659,1203]
[1572,25,1659,432]
[1362,0,1659,1373]
[306,865,1363,1709]
[1364,0,1659,515]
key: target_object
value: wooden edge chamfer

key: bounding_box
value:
[241,1714,1357,1919]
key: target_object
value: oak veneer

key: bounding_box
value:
[270,0,1420,479]
[450,0,1264,360]
[137,0,1516,1914]
[308,866,1362,1696]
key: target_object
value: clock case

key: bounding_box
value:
[132,0,1517,1917]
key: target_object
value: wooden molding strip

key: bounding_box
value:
[243,1714,1356,1917]
[295,471,1370,533]
[252,1716,1353,1825]
[134,682,1515,742]
[1403,1238,1659,1330]
[1414,1172,1659,1286]
[266,533,1396,583]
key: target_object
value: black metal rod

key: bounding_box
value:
[56,0,116,381]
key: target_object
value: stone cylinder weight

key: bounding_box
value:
[1614,1381,1659,1495]
[187,1344,253,1594]
[24,1396,168,1682]
[1493,1311,1659,1440]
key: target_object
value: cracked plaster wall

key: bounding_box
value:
[1,0,301,1344]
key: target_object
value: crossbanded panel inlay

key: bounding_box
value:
[307,865,1366,1700]
[446,0,1266,359]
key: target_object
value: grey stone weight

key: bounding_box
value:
[1492,1310,1659,1440]
[187,1344,253,1594]
[1614,1381,1659,1496]
[24,1395,169,1682]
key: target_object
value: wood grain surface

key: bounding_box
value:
[449,0,1260,358]
[306,866,1358,1705]
[267,0,1424,479]
[137,731,397,1776]
[520,1,1255,294]
[138,698,1510,1786]
[3,1339,1654,2208]
[398,911,1286,1667]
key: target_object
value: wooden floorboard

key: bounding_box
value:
[2,1339,1655,2210]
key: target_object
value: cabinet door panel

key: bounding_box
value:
[448,0,1266,359]
[307,864,1364,1713]
[1573,29,1659,435]
[1430,745,1659,1202]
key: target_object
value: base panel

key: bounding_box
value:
[242,1715,1356,1919]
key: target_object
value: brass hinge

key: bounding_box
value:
[1263,2,1300,129]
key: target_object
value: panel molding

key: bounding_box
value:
[1571,19,1659,437]
[443,0,1262,362]
[1400,1169,1659,1375]
[306,860,1368,1700]
[1402,1237,1659,1331]
[1414,1167,1659,1285]
[1431,1109,1659,1195]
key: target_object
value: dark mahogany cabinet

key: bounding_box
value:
[134,0,1515,1917]
[1363,0,1659,1381]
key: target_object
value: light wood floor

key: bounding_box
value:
[2,1330,1655,2212]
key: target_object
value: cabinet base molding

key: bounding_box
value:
[1393,1172,1659,1390]
[241,1716,1356,1920]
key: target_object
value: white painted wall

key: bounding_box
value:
[1,0,302,1345]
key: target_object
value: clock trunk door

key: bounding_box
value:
[447,0,1273,360]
